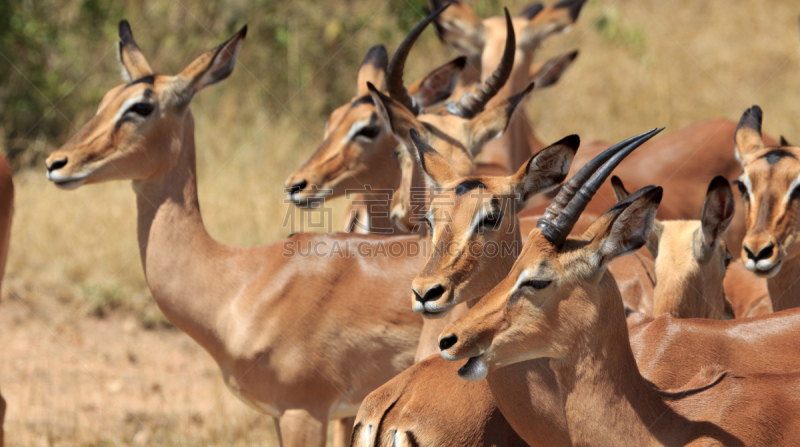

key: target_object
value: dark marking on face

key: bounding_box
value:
[125,75,155,88]
[455,179,487,196]
[760,149,797,166]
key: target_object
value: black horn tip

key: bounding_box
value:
[554,0,588,22]
[361,44,389,71]
[780,135,792,147]
[737,105,763,134]
[238,25,248,39]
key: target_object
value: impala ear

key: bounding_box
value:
[610,176,630,203]
[523,0,586,46]
[700,176,735,249]
[519,3,544,20]
[367,82,424,147]
[356,45,389,96]
[409,128,459,187]
[510,134,578,208]
[117,20,153,81]
[408,56,467,108]
[610,175,664,257]
[428,0,485,56]
[734,106,765,163]
[529,50,578,88]
[468,82,535,155]
[173,25,247,103]
[589,186,662,269]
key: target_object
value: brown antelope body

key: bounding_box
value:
[734,106,800,312]
[44,22,428,447]
[0,153,12,447]
[441,158,800,446]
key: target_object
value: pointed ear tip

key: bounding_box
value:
[454,55,468,67]
[239,25,248,38]
[118,19,132,39]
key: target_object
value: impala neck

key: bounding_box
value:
[133,111,232,360]
[551,274,676,446]
[767,257,800,311]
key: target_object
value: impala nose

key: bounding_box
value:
[743,243,774,263]
[47,157,68,172]
[439,334,457,350]
[289,180,307,195]
[413,284,445,303]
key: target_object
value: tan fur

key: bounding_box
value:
[443,191,800,447]
[734,107,800,311]
[45,25,424,447]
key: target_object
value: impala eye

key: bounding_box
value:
[425,217,434,234]
[128,102,154,117]
[478,213,503,231]
[355,125,381,141]
[724,248,733,268]
[523,280,552,290]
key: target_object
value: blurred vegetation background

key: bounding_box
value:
[0,0,799,444]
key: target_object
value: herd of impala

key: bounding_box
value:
[0,0,797,445]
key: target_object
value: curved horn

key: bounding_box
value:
[537,127,664,246]
[447,7,516,119]
[387,3,451,115]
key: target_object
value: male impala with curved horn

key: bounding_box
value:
[431,0,778,256]
[44,21,428,447]
[441,167,800,447]
[354,129,662,447]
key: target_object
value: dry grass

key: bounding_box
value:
[2,0,799,445]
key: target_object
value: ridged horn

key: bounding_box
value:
[447,7,516,118]
[537,127,664,246]
[386,3,451,115]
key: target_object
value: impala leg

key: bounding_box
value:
[277,409,327,447]
[332,417,354,447]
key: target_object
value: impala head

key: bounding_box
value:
[613,175,735,318]
[409,130,578,318]
[46,21,246,188]
[284,46,466,205]
[369,9,531,221]
[733,106,800,278]
[436,128,663,381]
[431,0,585,101]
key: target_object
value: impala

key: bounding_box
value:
[733,105,800,312]
[0,153,12,447]
[354,129,662,446]
[441,170,800,446]
[431,0,777,256]
[611,175,737,319]
[285,18,469,233]
[43,22,431,447]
